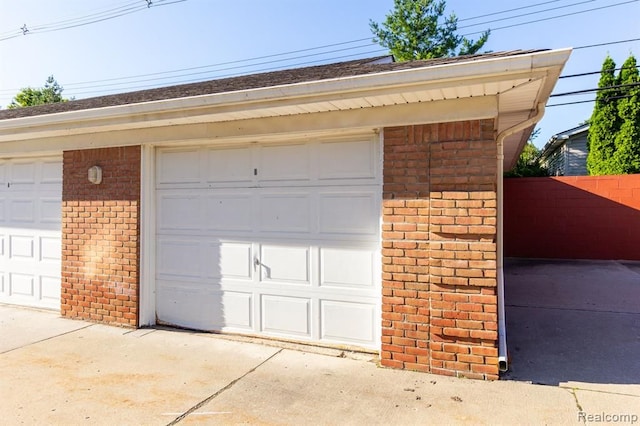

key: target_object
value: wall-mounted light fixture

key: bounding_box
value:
[88,165,102,184]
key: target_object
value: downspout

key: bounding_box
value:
[496,102,546,372]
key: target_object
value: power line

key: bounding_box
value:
[547,93,636,107]
[65,49,389,97]
[550,82,640,97]
[462,0,639,36]
[458,0,596,29]
[574,37,640,50]
[0,0,185,41]
[58,37,640,98]
[458,0,563,22]
[1,1,638,99]
[559,62,640,79]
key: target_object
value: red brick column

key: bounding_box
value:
[61,146,141,327]
[382,120,499,379]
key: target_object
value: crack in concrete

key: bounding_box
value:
[561,385,640,398]
[570,388,586,424]
[166,348,284,425]
[0,323,95,355]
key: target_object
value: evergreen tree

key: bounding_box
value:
[587,56,621,175]
[369,0,489,61]
[613,55,640,174]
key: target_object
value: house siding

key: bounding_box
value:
[381,119,500,380]
[61,146,141,327]
[566,137,588,176]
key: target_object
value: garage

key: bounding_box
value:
[154,137,382,349]
[0,156,62,310]
[0,49,571,378]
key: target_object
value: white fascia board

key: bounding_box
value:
[0,48,571,136]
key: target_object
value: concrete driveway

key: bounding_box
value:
[504,258,640,420]
[1,259,639,425]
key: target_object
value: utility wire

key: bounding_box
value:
[458,0,563,22]
[0,0,185,41]
[547,93,636,107]
[1,1,638,98]
[462,0,638,36]
[58,37,640,98]
[458,0,596,29]
[559,63,640,79]
[550,82,640,97]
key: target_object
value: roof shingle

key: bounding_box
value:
[0,50,544,120]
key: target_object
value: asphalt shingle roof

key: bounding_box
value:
[0,50,544,121]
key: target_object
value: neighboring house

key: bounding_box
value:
[0,49,570,380]
[539,123,589,176]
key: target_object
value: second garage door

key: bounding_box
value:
[155,137,381,349]
[0,156,62,310]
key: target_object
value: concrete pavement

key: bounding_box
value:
[1,302,638,425]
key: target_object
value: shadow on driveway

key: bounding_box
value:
[502,258,640,386]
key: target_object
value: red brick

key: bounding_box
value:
[61,146,141,328]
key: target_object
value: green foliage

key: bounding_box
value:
[587,54,640,175]
[613,55,640,174]
[369,0,490,61]
[8,76,69,109]
[504,140,549,178]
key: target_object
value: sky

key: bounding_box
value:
[0,0,639,148]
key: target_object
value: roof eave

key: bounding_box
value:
[0,49,572,144]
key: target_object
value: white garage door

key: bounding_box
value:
[155,138,381,349]
[0,157,62,310]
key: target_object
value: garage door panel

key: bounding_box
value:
[10,199,35,223]
[208,242,253,280]
[261,295,311,337]
[157,149,202,184]
[205,194,253,232]
[9,273,34,297]
[220,291,253,329]
[156,284,222,330]
[157,194,201,231]
[317,140,377,180]
[258,144,310,182]
[259,194,311,233]
[206,147,253,183]
[320,247,374,289]
[157,239,203,278]
[259,245,310,284]
[40,237,61,262]
[321,300,376,345]
[10,161,36,185]
[41,161,63,184]
[40,276,61,303]
[9,235,34,259]
[319,192,378,236]
[39,199,62,224]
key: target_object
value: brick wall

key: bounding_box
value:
[61,146,141,326]
[381,120,500,380]
[505,175,640,260]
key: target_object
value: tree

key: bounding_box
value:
[369,0,490,61]
[612,55,640,174]
[587,54,640,175]
[8,76,69,109]
[504,129,549,177]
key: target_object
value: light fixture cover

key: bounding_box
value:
[88,165,102,184]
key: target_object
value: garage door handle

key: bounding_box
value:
[254,257,261,270]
